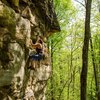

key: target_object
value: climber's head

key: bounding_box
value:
[37,36,43,44]
[38,39,43,44]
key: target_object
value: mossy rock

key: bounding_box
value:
[0,4,16,36]
[1,0,9,5]
[7,0,19,7]
[11,0,19,7]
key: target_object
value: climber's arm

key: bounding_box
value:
[29,39,42,49]
[32,43,42,49]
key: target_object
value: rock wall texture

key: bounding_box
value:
[0,0,60,100]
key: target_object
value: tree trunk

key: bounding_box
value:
[50,40,54,100]
[80,0,92,100]
[90,38,100,100]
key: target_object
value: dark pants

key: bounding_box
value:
[29,53,44,61]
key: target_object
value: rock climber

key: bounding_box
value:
[28,36,45,70]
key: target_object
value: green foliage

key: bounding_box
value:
[54,0,76,29]
[46,0,100,100]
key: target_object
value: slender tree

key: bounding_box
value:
[90,37,100,100]
[80,0,92,100]
[50,39,54,100]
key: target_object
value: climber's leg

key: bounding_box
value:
[28,54,35,69]
[28,53,44,69]
[38,61,41,68]
[32,60,35,70]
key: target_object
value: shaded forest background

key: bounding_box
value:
[46,0,100,100]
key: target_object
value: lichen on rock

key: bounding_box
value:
[0,0,60,100]
[0,1,16,34]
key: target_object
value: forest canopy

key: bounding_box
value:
[46,0,100,100]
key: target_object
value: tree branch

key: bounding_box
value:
[74,0,86,8]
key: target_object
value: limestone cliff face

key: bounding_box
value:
[0,0,60,100]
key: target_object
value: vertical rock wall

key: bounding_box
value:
[0,0,60,100]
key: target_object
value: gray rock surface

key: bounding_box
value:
[0,0,60,99]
